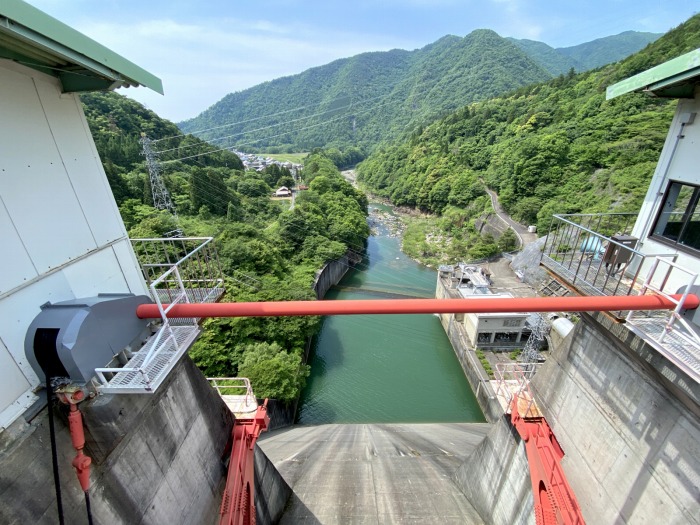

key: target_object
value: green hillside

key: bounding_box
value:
[509,31,661,76]
[356,15,699,263]
[80,92,368,401]
[506,38,580,76]
[179,29,553,155]
[180,29,659,158]
[558,30,661,70]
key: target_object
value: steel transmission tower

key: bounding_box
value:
[140,134,182,237]
[523,314,549,363]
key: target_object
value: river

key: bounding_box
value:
[296,203,485,424]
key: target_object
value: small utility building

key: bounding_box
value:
[461,292,531,348]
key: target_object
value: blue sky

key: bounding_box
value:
[26,0,699,123]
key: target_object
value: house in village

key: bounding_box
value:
[275,186,293,197]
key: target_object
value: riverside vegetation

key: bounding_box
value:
[82,92,368,401]
[357,15,699,266]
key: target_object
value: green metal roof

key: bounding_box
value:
[606,48,700,100]
[0,0,163,94]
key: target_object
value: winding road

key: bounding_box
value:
[482,184,539,248]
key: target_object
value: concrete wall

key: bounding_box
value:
[455,417,534,525]
[0,355,233,524]
[531,315,700,524]
[0,60,148,431]
[475,212,510,239]
[313,252,353,299]
[455,310,700,525]
[254,445,292,525]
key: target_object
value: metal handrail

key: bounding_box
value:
[543,214,700,383]
[494,362,541,413]
[94,238,223,392]
[208,377,257,410]
[627,257,700,349]
[543,214,678,301]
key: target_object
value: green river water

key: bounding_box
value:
[296,204,485,424]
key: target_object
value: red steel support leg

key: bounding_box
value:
[219,401,270,525]
[511,396,585,525]
[68,404,92,492]
[56,388,92,493]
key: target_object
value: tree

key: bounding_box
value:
[498,229,518,252]
[190,167,235,215]
[277,174,295,188]
[237,342,310,402]
[238,178,271,198]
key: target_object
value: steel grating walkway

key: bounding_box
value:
[98,325,200,394]
[627,312,700,382]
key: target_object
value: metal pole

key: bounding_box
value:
[136,293,699,319]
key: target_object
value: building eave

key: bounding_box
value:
[606,48,700,100]
[0,0,163,94]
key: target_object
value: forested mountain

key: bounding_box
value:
[508,31,661,76]
[558,31,661,71]
[180,29,657,157]
[357,15,699,263]
[80,92,369,401]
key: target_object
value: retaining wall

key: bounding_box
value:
[435,276,502,422]
[254,445,292,525]
[456,311,700,524]
[313,253,353,299]
[454,416,534,525]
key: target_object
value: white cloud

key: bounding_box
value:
[74,18,416,122]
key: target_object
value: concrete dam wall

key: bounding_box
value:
[0,356,233,524]
[455,311,700,524]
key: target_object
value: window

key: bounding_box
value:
[651,181,700,252]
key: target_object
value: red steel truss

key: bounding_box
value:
[219,402,270,525]
[510,395,585,525]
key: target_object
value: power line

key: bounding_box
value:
[153,80,441,162]
[155,98,367,155]
[151,95,357,144]
[159,96,396,166]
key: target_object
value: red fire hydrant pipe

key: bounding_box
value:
[68,404,92,492]
[136,293,699,319]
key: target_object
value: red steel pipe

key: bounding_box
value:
[136,293,699,319]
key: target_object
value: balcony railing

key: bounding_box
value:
[493,362,542,415]
[541,213,700,382]
[541,214,677,313]
[94,237,225,394]
[208,377,259,417]
[131,237,225,306]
